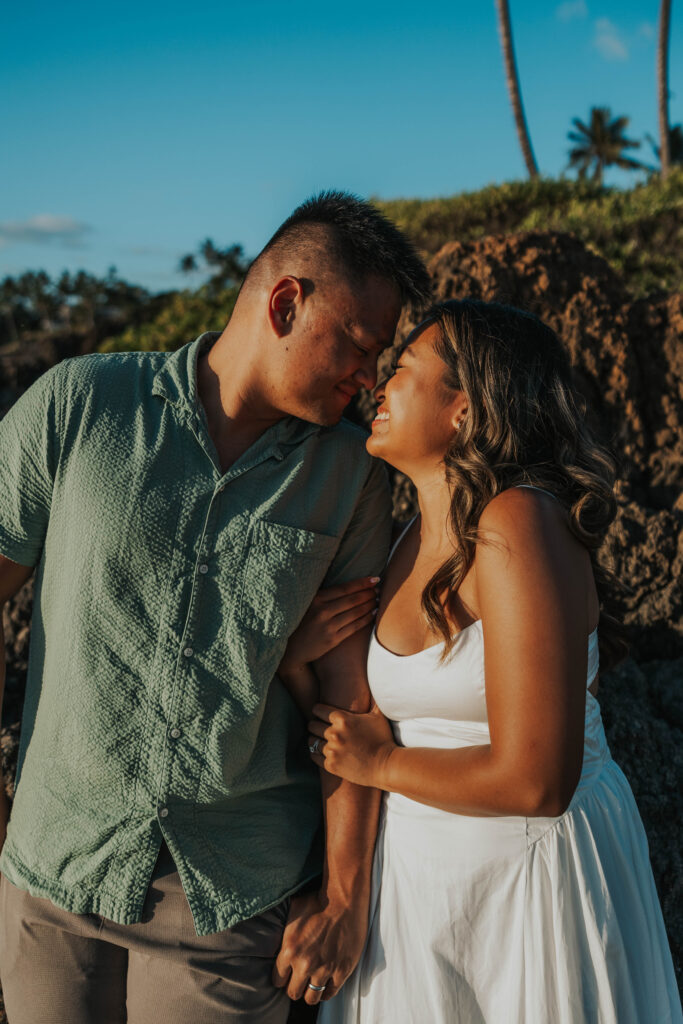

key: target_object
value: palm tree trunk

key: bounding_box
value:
[658,0,672,179]
[495,0,539,179]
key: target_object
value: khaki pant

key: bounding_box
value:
[0,840,291,1024]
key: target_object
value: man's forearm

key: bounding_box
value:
[319,770,381,908]
[313,632,382,911]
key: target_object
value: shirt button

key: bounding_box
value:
[198,564,209,574]
[159,807,169,818]
[183,647,193,658]
[169,727,182,739]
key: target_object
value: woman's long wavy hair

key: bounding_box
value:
[417,299,627,669]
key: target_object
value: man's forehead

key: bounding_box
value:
[344,313,397,352]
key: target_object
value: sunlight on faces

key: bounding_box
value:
[367,321,467,473]
[267,271,402,426]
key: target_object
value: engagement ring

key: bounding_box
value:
[308,739,321,754]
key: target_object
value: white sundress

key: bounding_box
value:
[319,504,682,1024]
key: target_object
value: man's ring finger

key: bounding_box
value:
[308,738,321,755]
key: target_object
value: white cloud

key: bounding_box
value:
[638,21,656,40]
[0,214,91,249]
[593,18,629,61]
[556,1,588,22]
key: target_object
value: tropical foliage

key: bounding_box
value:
[178,239,250,295]
[97,284,241,353]
[567,107,648,184]
[0,268,156,349]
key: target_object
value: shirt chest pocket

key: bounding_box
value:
[237,519,339,639]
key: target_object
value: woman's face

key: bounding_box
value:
[366,321,467,474]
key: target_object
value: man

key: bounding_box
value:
[0,191,429,1022]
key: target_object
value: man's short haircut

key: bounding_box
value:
[244,190,431,308]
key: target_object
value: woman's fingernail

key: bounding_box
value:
[370,576,381,584]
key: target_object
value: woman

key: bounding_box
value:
[278,300,681,1023]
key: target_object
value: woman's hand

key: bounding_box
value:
[278,577,380,674]
[307,701,397,788]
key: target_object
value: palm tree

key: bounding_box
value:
[495,0,539,179]
[657,0,672,179]
[567,107,647,184]
[646,124,683,170]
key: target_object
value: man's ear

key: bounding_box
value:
[268,276,303,338]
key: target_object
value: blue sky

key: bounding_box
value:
[2,0,681,291]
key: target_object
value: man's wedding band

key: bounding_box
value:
[308,739,321,754]
[308,982,326,992]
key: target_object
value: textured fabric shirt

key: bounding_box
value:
[0,331,393,935]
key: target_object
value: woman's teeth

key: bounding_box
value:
[374,411,390,422]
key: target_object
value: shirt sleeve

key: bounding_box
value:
[0,362,62,567]
[322,455,393,587]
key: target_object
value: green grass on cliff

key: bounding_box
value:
[99,172,683,354]
[377,170,683,298]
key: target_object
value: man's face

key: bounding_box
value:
[273,273,402,426]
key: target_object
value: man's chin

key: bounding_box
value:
[289,403,342,428]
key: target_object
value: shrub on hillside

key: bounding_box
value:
[378,170,683,297]
[97,285,240,353]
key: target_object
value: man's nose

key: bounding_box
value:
[353,356,378,392]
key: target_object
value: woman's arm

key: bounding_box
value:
[309,489,592,817]
[278,576,379,719]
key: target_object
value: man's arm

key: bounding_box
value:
[273,623,381,1004]
[273,451,392,1005]
[313,624,381,915]
[0,555,35,852]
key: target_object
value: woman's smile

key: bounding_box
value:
[372,407,390,427]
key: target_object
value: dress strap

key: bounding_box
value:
[515,484,558,501]
[386,515,418,566]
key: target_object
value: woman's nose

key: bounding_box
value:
[373,380,386,403]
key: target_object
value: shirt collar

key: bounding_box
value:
[151,332,324,452]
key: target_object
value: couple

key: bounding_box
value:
[0,191,678,1024]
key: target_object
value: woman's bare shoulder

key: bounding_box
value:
[476,487,575,564]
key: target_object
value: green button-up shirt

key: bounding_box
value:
[0,331,392,935]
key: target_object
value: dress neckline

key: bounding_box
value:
[372,621,598,660]
[371,618,482,659]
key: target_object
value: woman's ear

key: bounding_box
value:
[268,276,303,338]
[450,393,468,432]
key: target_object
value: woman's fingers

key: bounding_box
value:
[316,576,380,609]
[328,595,378,630]
[329,608,378,647]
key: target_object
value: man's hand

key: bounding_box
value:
[272,887,369,1006]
